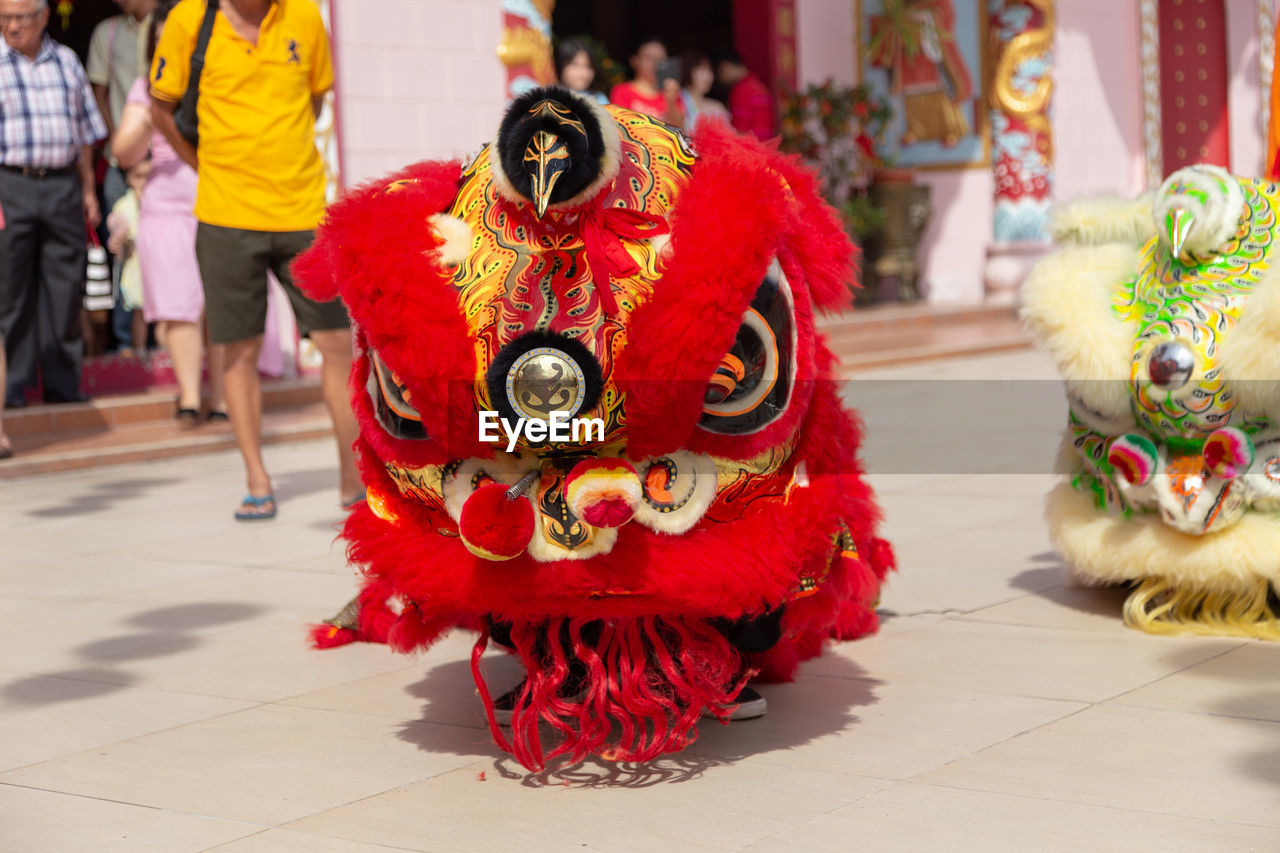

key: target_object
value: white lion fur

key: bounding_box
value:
[427,214,473,266]
[1048,194,1156,247]
[1021,242,1138,419]
[1047,481,1280,592]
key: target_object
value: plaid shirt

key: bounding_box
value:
[0,34,107,168]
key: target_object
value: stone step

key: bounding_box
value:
[0,379,328,480]
[818,303,1032,372]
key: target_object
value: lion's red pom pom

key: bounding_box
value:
[459,482,536,560]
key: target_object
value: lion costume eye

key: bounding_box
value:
[698,259,796,435]
[367,351,429,441]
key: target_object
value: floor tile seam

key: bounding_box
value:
[946,613,1130,634]
[1,567,259,611]
[881,589,1055,620]
[1,617,321,671]
[901,778,1280,830]
[1093,642,1251,706]
[730,777,907,851]
[271,759,497,837]
[794,671,1095,709]
[264,663,434,709]
[0,665,270,703]
[268,701,490,733]
[1098,700,1280,728]
[0,779,272,828]
[0,700,272,776]
[897,700,1099,784]
[801,669,1123,704]
[197,827,421,853]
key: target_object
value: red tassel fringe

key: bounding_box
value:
[473,616,749,772]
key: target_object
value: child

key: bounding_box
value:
[106,158,152,357]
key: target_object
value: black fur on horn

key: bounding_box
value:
[490,86,620,215]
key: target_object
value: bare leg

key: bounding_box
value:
[200,317,226,414]
[161,320,203,411]
[222,335,272,501]
[131,310,148,354]
[308,328,361,502]
[206,342,226,414]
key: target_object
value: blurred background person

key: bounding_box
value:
[0,199,6,457]
[555,37,608,105]
[679,49,727,131]
[610,36,682,127]
[88,0,154,355]
[0,0,108,408]
[104,157,149,358]
[717,49,776,141]
[113,0,224,427]
[0,334,9,458]
[151,0,359,519]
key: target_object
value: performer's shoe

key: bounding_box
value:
[491,673,586,727]
[706,685,767,721]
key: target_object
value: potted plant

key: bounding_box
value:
[779,80,893,260]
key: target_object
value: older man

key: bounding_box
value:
[0,0,108,407]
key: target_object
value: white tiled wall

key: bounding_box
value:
[332,0,508,187]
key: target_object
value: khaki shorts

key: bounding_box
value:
[195,223,349,345]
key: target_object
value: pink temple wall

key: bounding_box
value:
[796,5,993,303]
[1227,3,1266,177]
[327,1,1268,302]
[331,0,508,187]
[1053,0,1146,199]
[795,0,857,86]
[793,1,1267,304]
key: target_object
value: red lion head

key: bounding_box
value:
[295,88,894,770]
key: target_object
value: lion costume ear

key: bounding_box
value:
[294,159,469,305]
[293,159,491,461]
[767,144,859,313]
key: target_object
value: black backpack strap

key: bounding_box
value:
[189,0,220,77]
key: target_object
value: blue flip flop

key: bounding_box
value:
[234,494,277,521]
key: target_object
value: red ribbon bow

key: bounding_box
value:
[578,203,670,315]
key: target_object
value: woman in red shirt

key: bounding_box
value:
[610,37,684,128]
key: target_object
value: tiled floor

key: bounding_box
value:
[2,349,1277,852]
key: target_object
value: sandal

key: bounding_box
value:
[206,409,229,423]
[234,494,277,521]
[0,440,13,460]
[176,407,200,429]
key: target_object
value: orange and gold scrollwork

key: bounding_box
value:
[989,0,1054,160]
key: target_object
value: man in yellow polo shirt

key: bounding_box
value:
[150,0,360,520]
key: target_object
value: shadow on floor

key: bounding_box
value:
[25,476,180,518]
[396,649,880,788]
[0,601,267,706]
[273,466,344,503]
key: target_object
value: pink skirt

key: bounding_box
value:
[137,164,204,325]
[137,210,204,324]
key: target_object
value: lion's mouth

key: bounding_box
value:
[367,353,428,441]
[383,448,722,562]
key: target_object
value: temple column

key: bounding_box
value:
[984,0,1055,304]
[499,0,556,99]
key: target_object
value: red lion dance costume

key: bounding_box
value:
[295,87,894,770]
